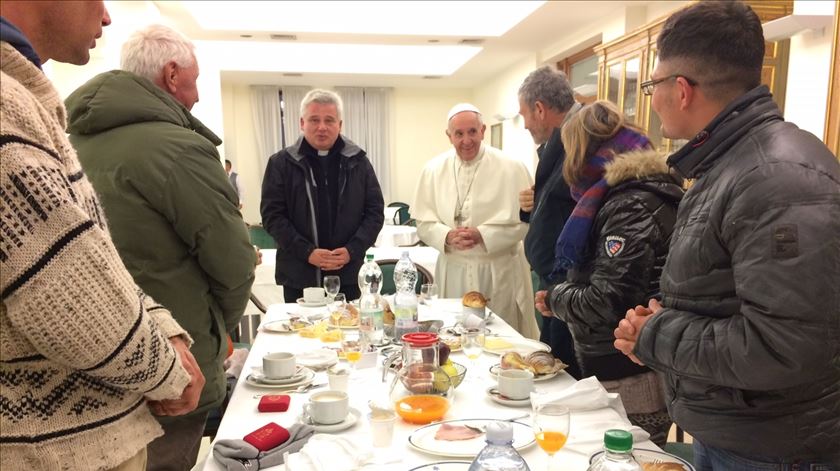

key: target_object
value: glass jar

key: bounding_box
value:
[401,332,439,370]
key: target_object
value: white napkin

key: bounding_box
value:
[284,434,401,471]
[530,377,650,456]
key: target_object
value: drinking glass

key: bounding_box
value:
[330,293,347,326]
[533,403,570,471]
[323,276,341,302]
[419,283,438,306]
[341,331,366,369]
[461,327,484,382]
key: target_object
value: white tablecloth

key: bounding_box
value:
[201,302,660,471]
[375,225,419,247]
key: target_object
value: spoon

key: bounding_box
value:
[252,382,326,398]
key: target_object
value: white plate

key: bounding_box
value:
[262,320,294,333]
[408,462,472,471]
[482,337,551,356]
[486,386,531,407]
[297,297,328,308]
[244,368,314,389]
[487,364,560,382]
[408,418,535,458]
[590,448,695,471]
[297,349,339,369]
[297,407,360,432]
[249,365,309,385]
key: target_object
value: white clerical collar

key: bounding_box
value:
[317,149,329,157]
[457,144,485,167]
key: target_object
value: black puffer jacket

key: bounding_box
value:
[260,136,384,289]
[548,150,683,380]
[635,86,840,463]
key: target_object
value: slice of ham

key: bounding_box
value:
[434,423,484,441]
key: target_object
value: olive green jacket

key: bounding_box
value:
[65,70,256,415]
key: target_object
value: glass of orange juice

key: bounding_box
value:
[341,331,365,369]
[533,403,570,470]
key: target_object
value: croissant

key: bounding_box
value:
[500,352,535,373]
[526,351,566,375]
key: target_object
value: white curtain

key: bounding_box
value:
[249,86,283,172]
[362,87,392,202]
[280,86,311,148]
[335,86,392,202]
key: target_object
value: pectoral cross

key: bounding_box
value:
[454,210,465,228]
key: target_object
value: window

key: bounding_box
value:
[558,46,600,105]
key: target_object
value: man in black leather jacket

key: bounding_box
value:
[615,2,840,468]
[517,67,581,378]
[261,89,384,301]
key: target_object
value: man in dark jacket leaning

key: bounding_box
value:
[517,67,581,379]
[614,2,840,468]
[66,25,256,471]
[261,89,384,302]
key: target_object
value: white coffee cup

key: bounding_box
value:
[497,369,534,400]
[303,287,327,303]
[327,368,349,392]
[303,391,349,425]
[263,352,296,379]
[368,409,397,447]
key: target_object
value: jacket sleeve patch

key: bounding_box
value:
[771,224,798,258]
[605,235,626,258]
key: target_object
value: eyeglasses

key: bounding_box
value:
[640,74,698,96]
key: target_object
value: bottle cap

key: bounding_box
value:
[401,332,438,347]
[486,421,513,443]
[365,253,374,261]
[603,429,633,452]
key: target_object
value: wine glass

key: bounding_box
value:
[419,283,438,306]
[341,331,366,370]
[533,403,570,470]
[461,327,484,382]
[323,275,341,302]
[330,293,347,326]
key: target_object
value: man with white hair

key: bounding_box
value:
[65,24,256,471]
[413,104,539,339]
[261,89,384,302]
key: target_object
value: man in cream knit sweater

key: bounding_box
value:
[0,2,204,470]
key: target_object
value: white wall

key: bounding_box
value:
[782,0,836,139]
[472,54,540,174]
[220,83,263,223]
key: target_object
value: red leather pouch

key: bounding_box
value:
[258,394,291,412]
[243,422,290,451]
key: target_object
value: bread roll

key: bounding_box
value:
[462,291,487,308]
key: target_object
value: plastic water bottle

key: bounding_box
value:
[468,422,530,471]
[358,254,384,345]
[393,251,418,341]
[587,430,643,471]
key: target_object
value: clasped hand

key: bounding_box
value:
[308,247,350,271]
[446,227,483,250]
[148,336,205,416]
[613,298,662,365]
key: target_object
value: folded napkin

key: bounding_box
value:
[213,424,315,471]
[285,434,402,471]
[530,377,649,456]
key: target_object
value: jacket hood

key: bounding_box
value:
[605,149,684,204]
[65,70,221,146]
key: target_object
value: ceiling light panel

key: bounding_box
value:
[184,1,545,37]
[202,41,481,76]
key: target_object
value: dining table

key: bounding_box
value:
[202,300,662,470]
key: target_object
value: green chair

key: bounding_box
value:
[387,202,410,225]
[249,223,276,249]
[377,258,434,295]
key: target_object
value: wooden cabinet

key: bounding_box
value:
[594,0,793,153]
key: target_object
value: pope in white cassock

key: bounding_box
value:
[413,103,539,339]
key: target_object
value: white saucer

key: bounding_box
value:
[298,407,360,432]
[262,320,294,333]
[250,365,309,385]
[486,386,531,407]
[245,368,314,389]
[297,297,328,308]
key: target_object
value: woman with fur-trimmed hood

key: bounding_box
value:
[536,101,683,445]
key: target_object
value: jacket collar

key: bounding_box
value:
[667,85,782,179]
[287,135,362,163]
[605,149,671,187]
[0,17,40,69]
